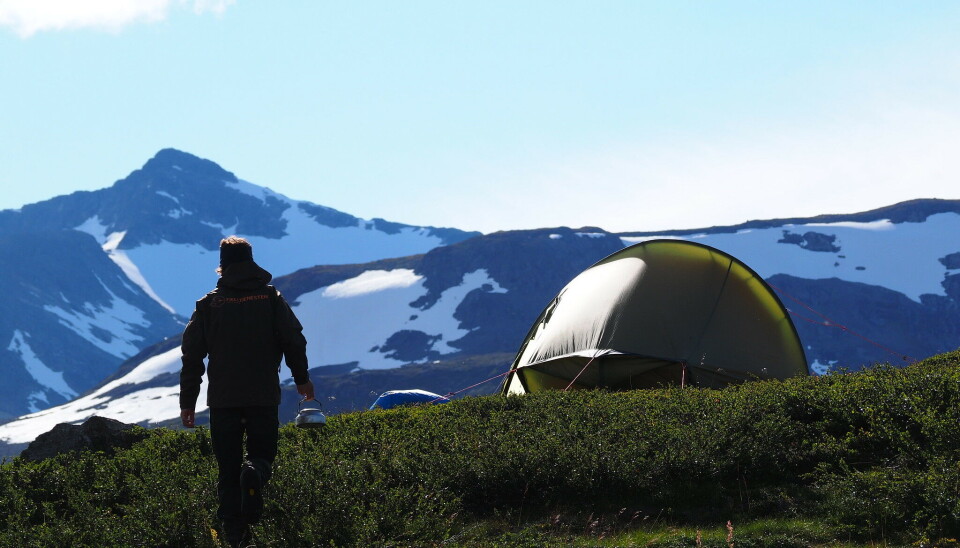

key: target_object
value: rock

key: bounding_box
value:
[20,416,149,462]
[778,230,841,253]
[939,252,960,270]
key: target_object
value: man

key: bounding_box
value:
[180,236,314,548]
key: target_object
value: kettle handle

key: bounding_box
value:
[298,397,321,411]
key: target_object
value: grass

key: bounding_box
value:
[1,350,960,546]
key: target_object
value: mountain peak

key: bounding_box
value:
[141,148,237,183]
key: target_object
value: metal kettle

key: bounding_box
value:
[295,398,327,429]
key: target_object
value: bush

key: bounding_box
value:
[1,350,959,546]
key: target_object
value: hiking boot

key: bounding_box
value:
[240,463,264,524]
[237,527,254,548]
[222,521,251,548]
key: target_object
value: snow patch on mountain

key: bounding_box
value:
[0,347,202,445]
[43,279,150,359]
[156,190,191,219]
[124,242,218,316]
[104,232,177,314]
[239,184,447,264]
[323,269,422,298]
[809,360,835,376]
[295,269,506,370]
[74,217,177,314]
[227,177,275,200]
[0,268,507,445]
[7,331,78,411]
[622,213,960,302]
[156,190,179,203]
[808,220,893,230]
[75,182,454,316]
[74,215,109,240]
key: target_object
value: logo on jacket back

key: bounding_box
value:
[210,294,271,308]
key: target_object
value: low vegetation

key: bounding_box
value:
[2,351,960,546]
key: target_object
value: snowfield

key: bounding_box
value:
[296,268,506,370]
[7,331,78,412]
[622,213,960,302]
[75,180,454,316]
[0,268,506,444]
[0,347,202,445]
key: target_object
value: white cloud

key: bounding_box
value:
[0,0,234,37]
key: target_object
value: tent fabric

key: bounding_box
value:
[502,239,808,394]
[369,389,450,410]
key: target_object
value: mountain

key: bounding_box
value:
[2,198,959,458]
[0,148,477,316]
[0,149,478,421]
[0,230,183,419]
[1,148,958,457]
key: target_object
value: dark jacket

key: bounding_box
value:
[179,260,309,409]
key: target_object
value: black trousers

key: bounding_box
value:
[209,406,279,526]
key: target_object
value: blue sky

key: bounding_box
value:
[2,1,960,233]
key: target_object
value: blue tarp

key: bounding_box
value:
[369,389,450,410]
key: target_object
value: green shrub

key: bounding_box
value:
[1,350,958,546]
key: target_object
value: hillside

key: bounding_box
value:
[3,351,959,546]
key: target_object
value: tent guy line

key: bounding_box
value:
[428,369,517,405]
[769,283,917,366]
[564,352,601,392]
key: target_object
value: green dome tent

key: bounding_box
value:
[501,239,808,394]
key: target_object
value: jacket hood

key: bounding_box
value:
[217,260,273,291]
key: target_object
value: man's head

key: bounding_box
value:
[218,236,253,274]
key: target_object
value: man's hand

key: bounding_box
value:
[296,380,315,401]
[181,409,196,428]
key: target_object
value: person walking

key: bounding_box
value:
[180,236,314,548]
